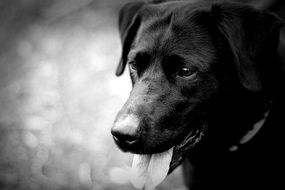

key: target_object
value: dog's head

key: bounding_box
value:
[111,0,283,177]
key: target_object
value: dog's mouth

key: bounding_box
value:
[129,123,207,190]
[170,123,207,172]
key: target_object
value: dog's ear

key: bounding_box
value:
[211,3,284,92]
[116,2,145,76]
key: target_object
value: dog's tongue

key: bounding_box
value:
[130,147,173,190]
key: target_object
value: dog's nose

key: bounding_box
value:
[111,114,139,146]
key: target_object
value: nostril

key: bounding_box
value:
[111,130,139,145]
[122,135,139,145]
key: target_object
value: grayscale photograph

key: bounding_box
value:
[0,0,284,190]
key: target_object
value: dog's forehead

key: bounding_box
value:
[130,2,216,70]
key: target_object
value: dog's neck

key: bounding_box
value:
[228,99,272,152]
[201,89,273,154]
[228,108,270,152]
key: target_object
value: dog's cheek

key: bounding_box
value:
[143,128,185,151]
[153,106,192,142]
[181,74,220,105]
[136,106,183,148]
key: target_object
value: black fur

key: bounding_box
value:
[112,0,285,189]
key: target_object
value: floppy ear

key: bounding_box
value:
[211,3,284,92]
[116,2,145,76]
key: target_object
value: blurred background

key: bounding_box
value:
[0,0,284,190]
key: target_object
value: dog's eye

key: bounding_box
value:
[129,62,137,71]
[177,66,195,78]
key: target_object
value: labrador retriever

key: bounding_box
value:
[111,0,284,189]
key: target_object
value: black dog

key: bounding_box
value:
[111,0,285,189]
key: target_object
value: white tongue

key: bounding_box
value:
[130,147,174,190]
